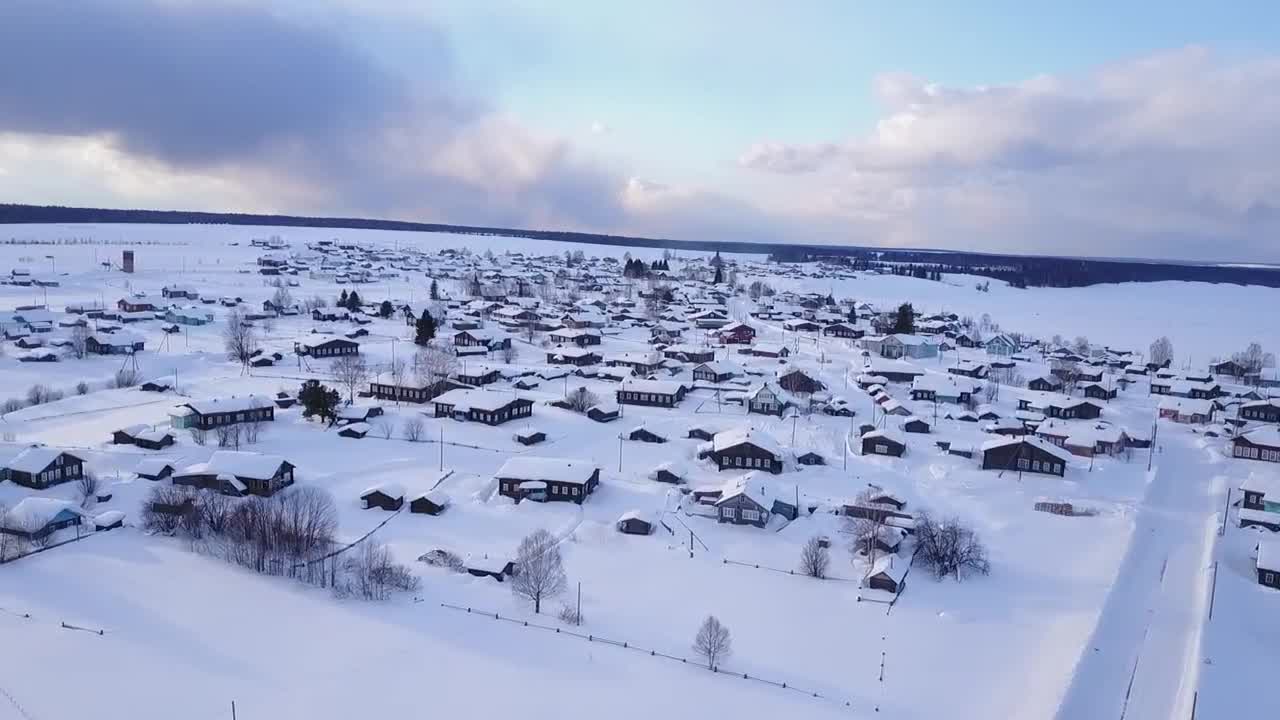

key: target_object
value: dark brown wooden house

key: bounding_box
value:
[361,484,405,511]
[495,457,600,504]
[980,437,1069,476]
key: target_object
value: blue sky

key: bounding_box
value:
[1,1,1278,261]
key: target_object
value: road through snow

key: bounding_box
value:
[1054,431,1218,720]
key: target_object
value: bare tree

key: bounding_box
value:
[26,384,60,405]
[914,511,990,581]
[75,380,90,395]
[76,471,101,508]
[372,419,393,439]
[214,423,242,449]
[114,368,138,388]
[1149,336,1174,368]
[1072,336,1090,356]
[412,345,456,386]
[243,419,264,444]
[270,281,294,311]
[223,308,259,368]
[563,386,598,414]
[500,343,520,364]
[799,536,830,579]
[189,427,208,446]
[402,416,425,442]
[510,528,568,614]
[331,354,370,403]
[692,615,732,669]
[388,358,408,405]
[66,324,90,359]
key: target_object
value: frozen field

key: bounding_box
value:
[0,223,1273,720]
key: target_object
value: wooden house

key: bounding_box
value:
[1027,375,1064,393]
[0,498,84,540]
[369,378,466,404]
[822,322,863,339]
[296,337,359,357]
[616,379,687,408]
[0,446,85,489]
[713,473,797,527]
[862,555,907,595]
[432,389,533,426]
[1240,399,1280,424]
[980,437,1069,477]
[627,425,668,443]
[1081,382,1117,400]
[169,396,274,430]
[495,457,600,504]
[548,328,602,347]
[861,430,906,457]
[1233,427,1280,463]
[616,510,654,535]
[514,429,547,446]
[409,490,450,515]
[134,458,177,481]
[111,425,176,450]
[1257,541,1280,590]
[587,403,620,423]
[360,483,405,511]
[717,322,756,345]
[707,430,784,474]
[1239,475,1280,530]
[777,368,825,395]
[171,451,295,497]
[545,346,601,366]
[1157,397,1214,424]
[662,344,715,364]
[693,361,740,384]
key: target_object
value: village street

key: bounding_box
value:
[1054,430,1219,720]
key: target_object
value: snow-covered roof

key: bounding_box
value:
[495,456,598,484]
[0,445,79,474]
[135,457,179,476]
[411,489,451,506]
[980,436,1073,463]
[182,395,270,415]
[432,388,524,412]
[711,428,782,457]
[619,378,686,395]
[862,429,906,445]
[1240,425,1280,448]
[1241,472,1280,497]
[362,482,405,499]
[1157,397,1215,415]
[866,554,908,583]
[1,497,83,531]
[1258,539,1280,572]
[94,510,126,526]
[182,451,289,479]
[911,374,979,395]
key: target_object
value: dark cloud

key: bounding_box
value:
[0,0,468,167]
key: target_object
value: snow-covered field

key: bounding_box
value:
[0,223,1273,720]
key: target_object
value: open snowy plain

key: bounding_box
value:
[0,223,1274,720]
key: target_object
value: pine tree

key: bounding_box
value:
[892,302,915,334]
[298,381,341,425]
[338,289,348,308]
[415,309,437,346]
[379,300,393,318]
[429,278,439,300]
[346,290,362,312]
[713,264,723,284]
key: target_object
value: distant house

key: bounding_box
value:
[1233,427,1280,463]
[1157,397,1214,424]
[627,425,668,443]
[545,346,601,366]
[713,473,797,528]
[453,329,512,353]
[1081,382,1117,400]
[1027,375,1064,393]
[409,490,450,515]
[111,425,176,450]
[587,402,620,423]
[616,379,687,408]
[1239,474,1280,531]
[746,383,792,417]
[369,379,466,404]
[0,498,84,540]
[980,437,1069,477]
[693,361,740,384]
[749,343,790,359]
[296,337,359,357]
[85,332,145,355]
[514,429,547,446]
[900,416,931,434]
[1258,541,1280,590]
[495,456,600,504]
[604,351,663,376]
[360,483,405,511]
[453,365,502,386]
[337,423,370,439]
[1240,399,1280,424]
[0,446,85,489]
[985,334,1019,357]
[910,375,977,404]
[134,457,177,481]
[706,430,783,474]
[616,510,654,535]
[862,555,908,595]
[718,322,756,345]
[777,368,825,395]
[662,344,715,364]
[822,322,863,339]
[861,430,906,457]
[169,396,274,430]
[548,328,602,347]
[867,334,937,360]
[432,389,533,426]
[171,451,295,497]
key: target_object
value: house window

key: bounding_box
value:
[741,509,760,522]
[1267,572,1275,583]
[1018,458,1030,470]
[571,487,579,496]
[1032,460,1042,471]
[876,444,888,454]
[1053,463,1062,473]
[723,508,736,519]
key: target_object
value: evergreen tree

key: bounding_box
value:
[711,251,723,267]
[415,309,437,346]
[346,290,363,312]
[338,289,348,308]
[429,278,439,300]
[379,300,393,318]
[298,381,341,425]
[713,264,723,284]
[892,302,915,334]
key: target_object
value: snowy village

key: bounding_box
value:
[0,224,1274,720]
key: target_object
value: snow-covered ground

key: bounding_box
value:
[0,223,1273,720]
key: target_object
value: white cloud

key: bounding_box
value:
[740,47,1280,261]
[589,120,611,135]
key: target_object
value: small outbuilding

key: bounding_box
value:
[409,490,450,516]
[616,510,654,536]
[360,483,405,511]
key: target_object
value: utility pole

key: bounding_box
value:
[618,435,623,473]
[439,426,444,472]
[576,582,582,626]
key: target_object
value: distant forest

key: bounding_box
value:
[3,203,1278,289]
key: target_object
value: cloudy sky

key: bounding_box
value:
[2,0,1278,262]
